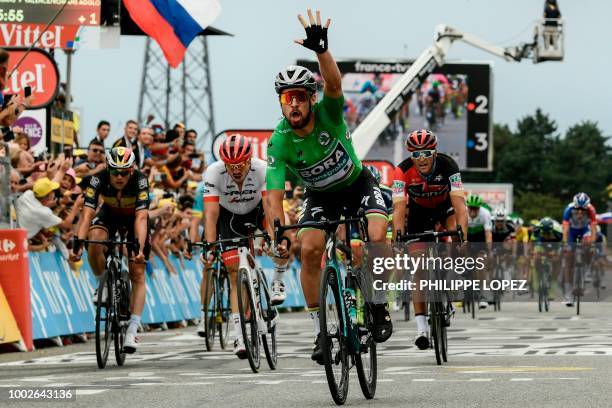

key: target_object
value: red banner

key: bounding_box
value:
[0,24,81,49]
[4,47,60,109]
[0,229,33,351]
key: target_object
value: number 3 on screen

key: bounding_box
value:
[474,133,488,151]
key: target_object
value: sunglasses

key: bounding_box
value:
[225,160,249,172]
[409,150,436,160]
[91,148,104,154]
[109,169,131,177]
[279,90,309,105]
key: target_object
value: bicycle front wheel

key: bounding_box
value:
[355,302,377,400]
[203,268,217,351]
[320,267,349,405]
[238,268,260,373]
[260,272,278,370]
[95,275,113,369]
[218,271,231,350]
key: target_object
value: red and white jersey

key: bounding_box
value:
[203,158,267,214]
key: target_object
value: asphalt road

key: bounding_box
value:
[1,300,611,408]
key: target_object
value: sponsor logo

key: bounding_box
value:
[361,196,370,207]
[1,239,16,253]
[85,188,95,198]
[138,191,148,201]
[318,132,331,146]
[449,173,463,190]
[310,206,324,218]
[205,182,215,188]
[90,176,99,187]
[345,129,351,140]
[434,174,444,182]
[0,24,80,49]
[138,177,148,190]
[373,188,386,207]
[5,48,60,109]
[297,142,354,189]
[267,156,276,166]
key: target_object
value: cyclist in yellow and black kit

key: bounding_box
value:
[71,147,150,354]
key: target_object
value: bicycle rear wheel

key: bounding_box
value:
[430,302,445,366]
[575,265,583,316]
[203,268,217,351]
[355,301,377,400]
[114,277,130,366]
[320,267,349,405]
[260,272,278,370]
[237,268,260,373]
[218,271,231,350]
[95,275,113,369]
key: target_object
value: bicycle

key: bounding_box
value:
[533,246,554,313]
[189,226,278,373]
[73,237,134,369]
[275,214,377,405]
[396,227,464,366]
[572,240,590,316]
[491,248,505,312]
[189,242,231,351]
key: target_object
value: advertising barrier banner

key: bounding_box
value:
[0,228,33,350]
[0,284,22,345]
[26,252,307,340]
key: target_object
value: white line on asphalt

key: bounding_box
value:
[413,379,436,382]
[510,378,533,381]
[76,389,108,395]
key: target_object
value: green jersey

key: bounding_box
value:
[266,95,362,192]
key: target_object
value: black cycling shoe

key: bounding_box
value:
[370,303,393,343]
[311,333,324,365]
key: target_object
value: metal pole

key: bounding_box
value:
[64,49,73,111]
[137,39,151,125]
[182,56,187,127]
[203,37,215,136]
[0,142,11,228]
[165,63,171,130]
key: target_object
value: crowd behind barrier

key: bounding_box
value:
[0,250,306,351]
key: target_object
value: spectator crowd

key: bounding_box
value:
[4,117,209,276]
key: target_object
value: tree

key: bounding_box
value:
[461,109,612,219]
[514,192,566,222]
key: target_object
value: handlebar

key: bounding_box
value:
[187,232,271,255]
[396,225,465,243]
[72,237,137,253]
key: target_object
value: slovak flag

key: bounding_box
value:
[123,0,221,68]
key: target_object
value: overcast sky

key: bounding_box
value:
[56,0,610,151]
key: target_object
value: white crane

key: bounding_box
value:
[352,19,564,158]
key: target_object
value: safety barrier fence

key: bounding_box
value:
[0,230,306,351]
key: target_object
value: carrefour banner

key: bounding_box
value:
[28,252,306,340]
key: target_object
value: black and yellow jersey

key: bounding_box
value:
[83,169,150,216]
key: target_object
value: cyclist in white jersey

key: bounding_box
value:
[202,134,287,358]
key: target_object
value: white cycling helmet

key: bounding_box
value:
[493,206,507,221]
[274,65,317,94]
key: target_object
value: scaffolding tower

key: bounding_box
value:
[136,36,216,153]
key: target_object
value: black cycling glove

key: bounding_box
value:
[300,22,328,54]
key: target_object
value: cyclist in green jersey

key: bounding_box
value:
[266,9,393,364]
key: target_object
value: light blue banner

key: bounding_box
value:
[28,253,306,340]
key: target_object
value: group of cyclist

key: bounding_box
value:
[67,9,606,366]
[466,191,607,308]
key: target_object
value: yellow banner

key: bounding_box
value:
[0,285,23,345]
[50,116,74,145]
